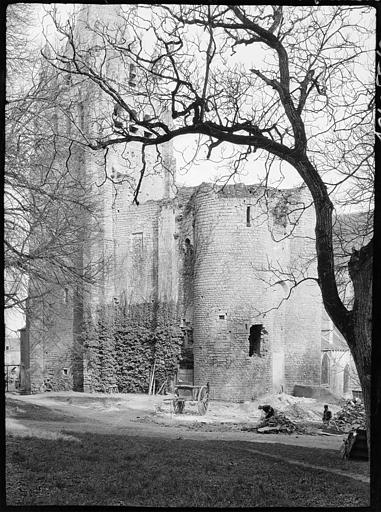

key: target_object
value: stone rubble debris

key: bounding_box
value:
[148,392,346,435]
[246,407,307,434]
[330,399,365,433]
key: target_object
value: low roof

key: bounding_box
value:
[321,335,349,352]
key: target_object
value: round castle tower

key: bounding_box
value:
[191,183,322,401]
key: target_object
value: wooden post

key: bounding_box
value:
[148,360,156,395]
[156,381,166,395]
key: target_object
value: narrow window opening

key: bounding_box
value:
[79,103,85,130]
[62,368,68,376]
[132,232,143,250]
[52,112,58,133]
[132,232,144,267]
[64,72,72,86]
[321,353,330,385]
[246,206,251,227]
[64,287,69,304]
[249,324,263,356]
[129,63,137,86]
[129,63,136,76]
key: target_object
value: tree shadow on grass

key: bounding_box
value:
[226,439,370,477]
[6,429,370,507]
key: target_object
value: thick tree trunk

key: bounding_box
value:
[348,239,372,452]
[300,151,372,452]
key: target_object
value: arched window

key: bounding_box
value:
[321,353,330,385]
[343,363,350,394]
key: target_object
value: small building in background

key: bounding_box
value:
[5,336,20,365]
[4,334,20,391]
[321,308,361,399]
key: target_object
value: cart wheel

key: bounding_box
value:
[173,400,185,414]
[197,386,209,415]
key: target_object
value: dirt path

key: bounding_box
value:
[7,391,345,450]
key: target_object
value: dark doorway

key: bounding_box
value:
[249,324,263,357]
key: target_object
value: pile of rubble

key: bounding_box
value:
[255,392,333,422]
[252,409,307,434]
[259,410,307,434]
[331,398,365,433]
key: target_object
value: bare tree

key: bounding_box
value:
[5,5,104,314]
[42,5,374,444]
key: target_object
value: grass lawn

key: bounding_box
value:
[231,440,370,478]
[6,430,369,507]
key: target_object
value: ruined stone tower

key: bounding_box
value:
[190,184,321,400]
[22,5,323,399]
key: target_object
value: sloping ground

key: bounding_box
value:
[6,391,370,506]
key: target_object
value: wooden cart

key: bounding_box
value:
[172,382,210,415]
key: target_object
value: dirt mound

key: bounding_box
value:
[283,403,321,422]
[251,393,336,423]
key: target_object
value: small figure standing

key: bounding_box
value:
[323,404,332,425]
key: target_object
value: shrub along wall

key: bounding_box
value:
[79,303,184,393]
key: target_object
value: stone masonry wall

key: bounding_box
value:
[190,184,322,400]
[283,188,321,392]
[191,185,280,400]
[112,191,161,306]
[28,286,75,393]
[174,187,197,328]
[26,175,323,398]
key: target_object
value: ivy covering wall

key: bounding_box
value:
[79,303,184,393]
